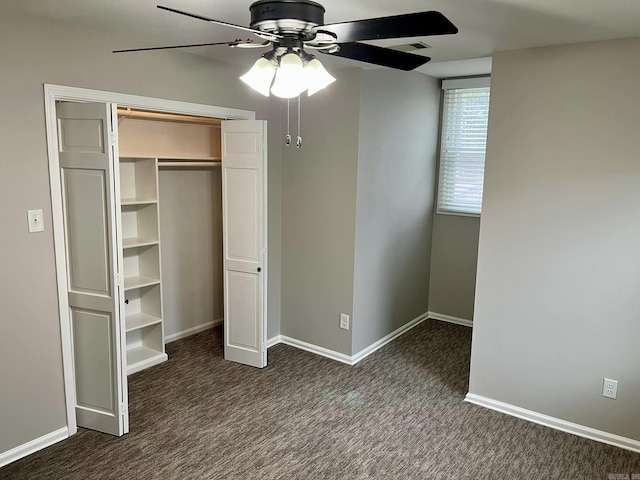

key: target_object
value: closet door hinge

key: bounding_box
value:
[120,402,128,416]
[110,131,118,145]
[115,273,123,287]
[261,343,266,353]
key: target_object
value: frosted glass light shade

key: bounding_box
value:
[240,58,276,97]
[271,53,307,99]
[304,59,336,96]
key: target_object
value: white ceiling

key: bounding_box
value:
[4,0,640,78]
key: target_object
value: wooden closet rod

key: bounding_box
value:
[117,107,222,126]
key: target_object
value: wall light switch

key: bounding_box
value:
[27,209,45,233]
[340,314,350,330]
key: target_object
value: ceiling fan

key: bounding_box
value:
[114,1,458,98]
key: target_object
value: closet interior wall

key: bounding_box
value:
[118,112,224,371]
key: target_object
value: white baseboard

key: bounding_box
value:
[428,311,473,328]
[351,312,429,364]
[268,312,429,366]
[465,393,640,454]
[266,335,281,349]
[279,335,353,365]
[0,427,68,468]
[164,318,223,344]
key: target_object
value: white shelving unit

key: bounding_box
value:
[116,115,224,375]
[119,157,168,375]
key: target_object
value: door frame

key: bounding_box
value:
[44,84,266,436]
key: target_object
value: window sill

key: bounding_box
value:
[436,210,481,218]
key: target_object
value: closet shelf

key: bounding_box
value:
[157,157,221,168]
[122,238,159,249]
[125,313,163,332]
[126,346,167,375]
[158,161,220,168]
[124,275,161,291]
[117,108,221,126]
[120,198,157,206]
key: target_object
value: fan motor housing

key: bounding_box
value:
[249,0,325,36]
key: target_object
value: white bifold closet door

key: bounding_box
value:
[57,102,129,436]
[221,120,267,368]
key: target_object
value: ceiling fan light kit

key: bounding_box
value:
[240,1,334,98]
[241,50,336,98]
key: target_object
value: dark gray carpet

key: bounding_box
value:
[2,321,639,479]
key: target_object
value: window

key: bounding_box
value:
[437,77,491,216]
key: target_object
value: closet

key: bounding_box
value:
[116,109,223,374]
[51,95,267,438]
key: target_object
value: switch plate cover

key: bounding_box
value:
[27,209,44,233]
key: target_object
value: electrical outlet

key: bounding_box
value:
[339,314,350,330]
[602,378,618,399]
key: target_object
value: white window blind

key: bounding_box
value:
[437,83,491,216]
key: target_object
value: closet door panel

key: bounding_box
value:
[221,120,267,369]
[224,168,260,269]
[72,308,116,413]
[226,270,261,351]
[57,101,128,436]
[63,168,111,295]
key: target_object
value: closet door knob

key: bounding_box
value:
[257,267,262,273]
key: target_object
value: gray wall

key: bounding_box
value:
[280,69,362,356]
[469,37,640,441]
[0,8,282,455]
[428,215,480,321]
[352,69,440,354]
[266,101,284,340]
[159,169,224,338]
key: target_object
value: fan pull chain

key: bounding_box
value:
[285,98,292,147]
[296,95,302,148]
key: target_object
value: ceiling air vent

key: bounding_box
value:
[389,41,432,52]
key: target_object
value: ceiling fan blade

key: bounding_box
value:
[113,40,253,54]
[322,42,430,71]
[232,41,273,49]
[316,11,457,43]
[157,5,282,40]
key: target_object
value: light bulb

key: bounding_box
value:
[240,57,276,97]
[304,58,336,96]
[271,53,307,99]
